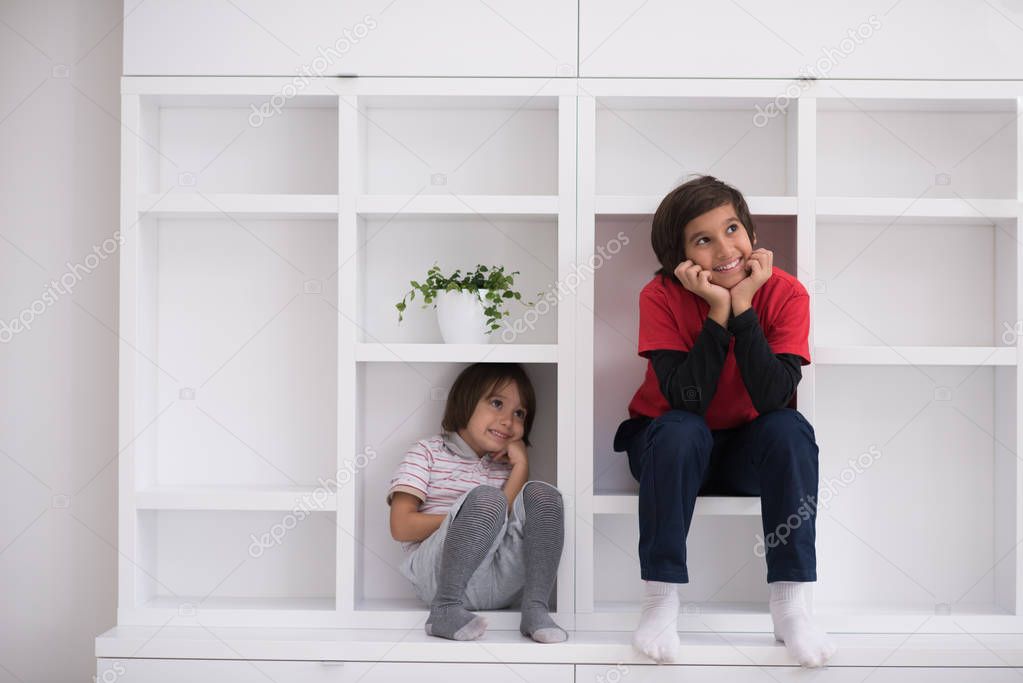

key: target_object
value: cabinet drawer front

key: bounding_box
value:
[577,665,1023,683]
[98,659,573,683]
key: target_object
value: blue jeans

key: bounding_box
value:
[618,408,819,584]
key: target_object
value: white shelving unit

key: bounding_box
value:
[576,79,1023,634]
[113,76,1023,647]
[117,77,576,631]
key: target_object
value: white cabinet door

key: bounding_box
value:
[579,0,1023,79]
[123,0,577,77]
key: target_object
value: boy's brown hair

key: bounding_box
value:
[442,363,536,447]
[651,175,757,285]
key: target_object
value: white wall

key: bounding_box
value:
[0,1,121,681]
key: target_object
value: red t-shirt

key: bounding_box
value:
[626,267,811,430]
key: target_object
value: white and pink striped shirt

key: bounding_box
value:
[387,431,514,551]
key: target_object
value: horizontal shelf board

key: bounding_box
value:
[360,93,561,110]
[817,197,1018,223]
[815,95,1018,113]
[96,625,1023,666]
[813,346,1017,366]
[140,596,335,611]
[135,91,341,107]
[592,600,1005,617]
[138,193,339,218]
[125,77,577,98]
[582,601,1014,636]
[356,194,559,216]
[355,343,559,363]
[135,486,337,511]
[592,494,760,516]
[596,195,796,215]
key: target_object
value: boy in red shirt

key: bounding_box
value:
[614,176,836,667]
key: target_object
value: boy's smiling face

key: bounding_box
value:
[682,202,756,290]
[458,380,526,457]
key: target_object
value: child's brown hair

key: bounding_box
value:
[442,363,536,447]
[651,175,757,285]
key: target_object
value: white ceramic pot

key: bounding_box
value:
[435,289,492,344]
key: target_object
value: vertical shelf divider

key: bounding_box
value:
[796,93,818,428]
[795,92,818,614]
[337,93,360,622]
[119,92,142,615]
[574,94,597,616]
[556,94,579,627]
[1013,96,1023,615]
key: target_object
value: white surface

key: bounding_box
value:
[113,80,1023,637]
[123,0,578,77]
[136,486,338,511]
[0,1,122,681]
[95,626,1023,666]
[97,658,573,683]
[122,2,1023,80]
[592,495,762,516]
[578,0,1023,79]
[357,194,559,216]
[354,343,559,363]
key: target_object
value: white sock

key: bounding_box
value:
[632,580,681,663]
[769,581,837,667]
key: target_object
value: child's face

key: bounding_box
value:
[682,203,756,290]
[459,380,527,457]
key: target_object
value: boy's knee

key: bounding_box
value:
[464,485,508,515]
[522,481,564,510]
[757,409,817,447]
[648,410,712,457]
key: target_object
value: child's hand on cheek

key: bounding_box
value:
[674,259,731,311]
[494,439,529,469]
[730,248,773,312]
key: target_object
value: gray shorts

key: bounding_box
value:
[399,480,559,611]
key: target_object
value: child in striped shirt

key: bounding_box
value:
[387,362,567,643]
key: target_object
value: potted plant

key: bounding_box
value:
[395,263,532,344]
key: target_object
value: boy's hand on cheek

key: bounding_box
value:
[675,259,730,310]
[495,439,529,468]
[730,248,773,313]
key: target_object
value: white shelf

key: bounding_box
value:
[357,194,559,216]
[135,486,337,511]
[814,346,1016,366]
[95,625,1023,666]
[592,494,761,516]
[354,343,559,363]
[582,601,1015,635]
[595,195,796,215]
[140,596,335,611]
[817,196,1018,223]
[138,193,339,218]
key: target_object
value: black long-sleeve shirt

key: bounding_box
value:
[612,307,803,450]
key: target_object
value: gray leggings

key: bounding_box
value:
[399,481,564,610]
